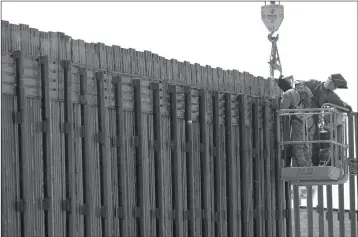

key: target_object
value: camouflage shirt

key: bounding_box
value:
[300,79,348,109]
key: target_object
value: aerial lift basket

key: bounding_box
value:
[278,103,356,186]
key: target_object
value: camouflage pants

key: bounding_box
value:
[291,117,316,167]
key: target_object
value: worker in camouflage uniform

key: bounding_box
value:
[300,74,352,112]
[299,74,352,165]
[277,74,352,165]
[281,83,315,167]
[276,74,352,111]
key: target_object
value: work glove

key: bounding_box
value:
[345,104,352,113]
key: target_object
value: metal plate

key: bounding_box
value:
[261,3,284,33]
[281,166,341,182]
[348,159,358,175]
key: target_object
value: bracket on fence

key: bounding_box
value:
[151,140,159,151]
[149,82,160,91]
[183,210,190,220]
[348,158,358,175]
[36,121,49,133]
[275,209,289,219]
[132,206,140,218]
[94,132,104,144]
[75,126,85,138]
[111,136,121,148]
[254,207,262,218]
[60,60,71,70]
[200,143,205,152]
[13,111,23,124]
[150,208,160,218]
[185,142,192,152]
[237,209,242,220]
[316,205,324,214]
[183,86,191,94]
[201,209,209,220]
[170,140,176,150]
[168,210,176,220]
[40,198,50,210]
[210,146,218,157]
[61,200,72,212]
[79,94,87,105]
[15,200,25,212]
[114,206,124,219]
[132,136,139,147]
[183,209,204,220]
[79,204,89,216]
[284,208,290,218]
[213,212,220,222]
[348,210,356,220]
[60,122,71,134]
[168,84,176,94]
[96,206,107,218]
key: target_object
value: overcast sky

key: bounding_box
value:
[2,1,357,210]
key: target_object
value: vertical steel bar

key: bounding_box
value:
[199,89,210,237]
[252,100,262,237]
[338,116,345,237]
[212,91,221,237]
[39,55,53,237]
[113,75,126,236]
[169,84,184,237]
[13,50,29,237]
[264,102,273,237]
[355,113,358,227]
[239,94,250,237]
[62,60,76,237]
[153,82,164,237]
[307,186,313,237]
[79,68,92,237]
[317,186,324,237]
[133,79,150,237]
[275,101,284,237]
[184,86,196,237]
[326,185,334,237]
[348,114,356,237]
[293,186,300,237]
[225,93,238,237]
[96,72,112,237]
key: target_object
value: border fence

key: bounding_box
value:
[1,20,357,237]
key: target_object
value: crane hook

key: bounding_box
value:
[268,32,279,43]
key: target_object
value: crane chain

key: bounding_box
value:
[268,32,282,79]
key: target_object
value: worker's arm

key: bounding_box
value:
[325,90,352,112]
[281,89,296,109]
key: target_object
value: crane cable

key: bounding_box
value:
[268,31,282,79]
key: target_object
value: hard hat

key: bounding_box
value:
[275,75,293,92]
[329,74,348,89]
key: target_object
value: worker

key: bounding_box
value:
[301,74,352,112]
[281,83,315,167]
[277,74,352,166]
[276,74,352,111]
[299,74,352,165]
